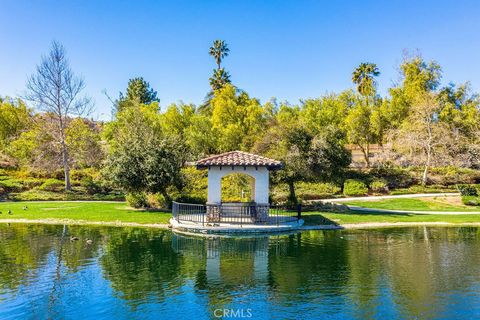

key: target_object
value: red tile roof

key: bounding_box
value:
[195,151,282,169]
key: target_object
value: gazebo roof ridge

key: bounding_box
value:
[195,150,282,169]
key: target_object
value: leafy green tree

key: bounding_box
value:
[210,84,266,151]
[352,63,380,97]
[65,118,104,168]
[0,97,32,151]
[256,116,351,205]
[123,77,159,104]
[116,77,159,113]
[160,103,195,139]
[388,55,442,128]
[104,105,185,202]
[299,91,354,136]
[8,115,103,171]
[345,99,378,167]
[185,114,218,157]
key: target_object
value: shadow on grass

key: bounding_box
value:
[301,212,340,226]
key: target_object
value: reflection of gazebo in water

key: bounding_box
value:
[171,151,303,232]
[171,234,272,285]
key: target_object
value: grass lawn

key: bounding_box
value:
[0,200,479,229]
[0,201,172,224]
[301,211,480,226]
[343,196,480,212]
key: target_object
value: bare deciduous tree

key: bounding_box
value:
[390,93,450,185]
[26,41,91,190]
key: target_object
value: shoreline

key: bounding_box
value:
[0,218,171,229]
[2,218,480,231]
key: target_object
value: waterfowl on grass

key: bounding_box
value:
[70,236,79,241]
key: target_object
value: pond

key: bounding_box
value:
[1,224,480,319]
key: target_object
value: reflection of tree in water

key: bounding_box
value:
[100,229,190,307]
[0,224,105,318]
[0,224,56,293]
[344,227,480,319]
[267,231,351,298]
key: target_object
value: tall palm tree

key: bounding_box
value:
[352,63,380,97]
[209,68,231,91]
[209,40,230,69]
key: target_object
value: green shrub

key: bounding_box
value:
[71,168,99,181]
[368,167,415,188]
[21,178,44,189]
[457,184,478,196]
[0,179,25,192]
[38,179,65,192]
[296,182,341,200]
[390,185,456,195]
[81,177,103,195]
[174,194,207,204]
[271,182,341,203]
[462,196,480,206]
[126,192,148,208]
[430,166,480,185]
[370,179,389,194]
[146,193,169,209]
[13,190,65,201]
[343,179,368,196]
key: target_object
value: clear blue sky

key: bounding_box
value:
[1,0,479,120]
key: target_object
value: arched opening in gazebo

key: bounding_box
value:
[220,173,255,203]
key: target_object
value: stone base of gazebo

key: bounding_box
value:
[206,202,270,223]
[169,216,304,236]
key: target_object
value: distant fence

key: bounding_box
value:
[172,201,301,227]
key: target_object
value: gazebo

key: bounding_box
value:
[171,151,302,231]
[195,150,282,205]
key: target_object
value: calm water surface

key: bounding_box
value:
[1,224,480,319]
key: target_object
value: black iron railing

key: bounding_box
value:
[172,202,206,225]
[172,201,301,226]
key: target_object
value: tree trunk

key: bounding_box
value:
[422,120,433,186]
[58,116,71,191]
[61,139,71,191]
[287,181,297,206]
[422,148,431,186]
[359,144,370,168]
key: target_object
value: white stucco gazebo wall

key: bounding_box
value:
[207,166,270,204]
